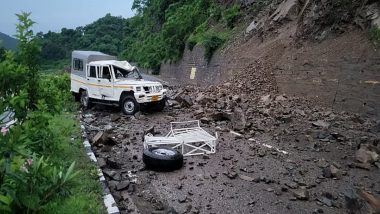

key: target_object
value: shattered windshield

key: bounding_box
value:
[113,65,142,80]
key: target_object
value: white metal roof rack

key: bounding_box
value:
[144,120,218,156]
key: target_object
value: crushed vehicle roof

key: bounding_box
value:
[88,60,135,70]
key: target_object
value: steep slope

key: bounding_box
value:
[0,32,18,50]
[159,0,380,118]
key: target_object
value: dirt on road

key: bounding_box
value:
[81,78,380,214]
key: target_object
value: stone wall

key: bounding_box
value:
[159,46,232,86]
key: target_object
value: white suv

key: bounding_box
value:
[70,51,166,115]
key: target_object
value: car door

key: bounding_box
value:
[98,65,113,99]
[86,65,100,98]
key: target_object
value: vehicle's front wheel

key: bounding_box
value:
[121,95,140,115]
[80,90,92,110]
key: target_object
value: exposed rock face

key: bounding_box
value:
[270,0,299,22]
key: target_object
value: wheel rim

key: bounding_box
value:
[153,148,176,156]
[124,100,135,113]
[81,91,89,107]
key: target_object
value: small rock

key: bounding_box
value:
[285,182,298,189]
[98,158,107,168]
[178,195,187,203]
[144,126,155,135]
[312,120,330,129]
[106,157,122,169]
[260,95,271,105]
[317,159,329,168]
[103,170,121,181]
[356,144,379,164]
[275,95,287,101]
[223,171,238,179]
[116,180,130,191]
[292,189,309,200]
[111,114,121,122]
[239,174,255,182]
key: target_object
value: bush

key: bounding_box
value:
[223,4,240,29]
[369,26,380,46]
[0,12,103,213]
[203,31,226,61]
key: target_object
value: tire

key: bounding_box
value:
[121,95,140,115]
[72,92,80,102]
[153,98,166,112]
[80,90,92,110]
[143,147,183,171]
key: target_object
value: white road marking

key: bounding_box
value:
[248,138,289,155]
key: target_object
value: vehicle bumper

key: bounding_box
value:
[135,92,166,103]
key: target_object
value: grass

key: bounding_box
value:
[42,113,106,214]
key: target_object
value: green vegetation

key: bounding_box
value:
[0,13,104,213]
[39,14,126,60]
[223,4,241,29]
[187,25,231,60]
[39,1,242,72]
[369,26,380,46]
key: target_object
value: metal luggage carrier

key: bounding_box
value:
[144,120,218,156]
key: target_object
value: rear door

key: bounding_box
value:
[86,65,100,98]
[97,65,114,99]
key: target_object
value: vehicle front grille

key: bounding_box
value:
[143,86,150,93]
[143,86,161,94]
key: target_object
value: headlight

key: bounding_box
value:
[136,86,142,92]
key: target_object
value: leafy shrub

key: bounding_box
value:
[13,157,78,212]
[38,73,72,113]
[203,31,226,61]
[223,4,240,28]
[369,26,380,46]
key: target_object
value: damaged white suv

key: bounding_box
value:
[70,51,166,115]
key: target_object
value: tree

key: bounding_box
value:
[15,12,41,110]
[0,47,5,62]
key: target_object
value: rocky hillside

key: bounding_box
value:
[159,0,380,118]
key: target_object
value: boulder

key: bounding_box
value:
[175,94,193,107]
[232,107,246,131]
[356,144,379,164]
[195,93,213,105]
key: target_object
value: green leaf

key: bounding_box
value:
[0,195,12,205]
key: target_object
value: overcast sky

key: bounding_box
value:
[0,0,134,37]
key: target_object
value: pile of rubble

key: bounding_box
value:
[79,58,380,213]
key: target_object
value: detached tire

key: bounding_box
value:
[121,95,140,115]
[143,147,183,171]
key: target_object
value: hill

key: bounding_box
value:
[0,32,18,50]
